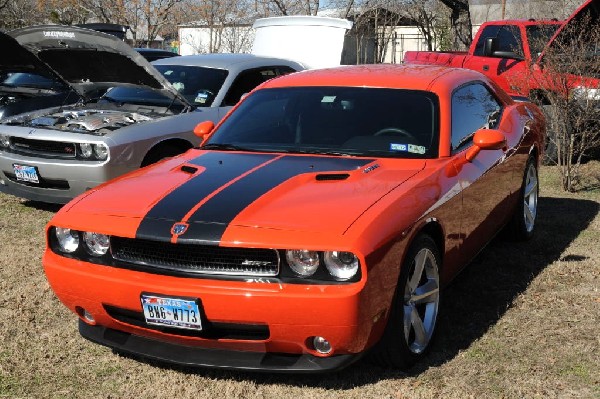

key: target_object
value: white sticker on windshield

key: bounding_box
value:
[321,96,336,103]
[408,144,426,154]
[390,143,407,151]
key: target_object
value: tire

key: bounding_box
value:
[141,143,189,167]
[370,234,441,370]
[507,157,539,241]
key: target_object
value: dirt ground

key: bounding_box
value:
[1,165,599,399]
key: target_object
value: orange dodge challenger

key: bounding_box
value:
[43,64,545,372]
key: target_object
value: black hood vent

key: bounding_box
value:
[315,173,350,181]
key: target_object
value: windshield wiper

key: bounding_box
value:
[279,148,361,157]
[200,143,258,152]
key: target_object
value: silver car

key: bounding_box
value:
[0,25,304,204]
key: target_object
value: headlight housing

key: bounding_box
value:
[50,227,111,262]
[55,227,80,253]
[572,86,600,101]
[286,249,320,277]
[0,134,9,148]
[78,143,109,160]
[83,232,110,256]
[284,249,361,282]
[324,251,359,280]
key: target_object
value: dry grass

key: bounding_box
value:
[1,164,599,399]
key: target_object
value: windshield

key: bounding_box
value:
[102,65,228,107]
[1,72,66,91]
[206,87,440,158]
[526,24,560,59]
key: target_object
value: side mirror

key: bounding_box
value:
[465,128,507,162]
[193,120,215,142]
[483,37,497,57]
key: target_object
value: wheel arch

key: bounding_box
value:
[141,138,194,167]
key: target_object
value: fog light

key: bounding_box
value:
[312,336,332,355]
[76,306,96,324]
[83,309,95,323]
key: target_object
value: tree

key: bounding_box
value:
[437,0,472,50]
[0,0,44,30]
[527,15,600,191]
[403,0,451,51]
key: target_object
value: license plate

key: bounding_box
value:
[13,164,39,184]
[141,294,202,330]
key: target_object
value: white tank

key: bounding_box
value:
[252,16,353,70]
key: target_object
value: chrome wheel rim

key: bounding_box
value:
[403,247,440,354]
[523,164,538,233]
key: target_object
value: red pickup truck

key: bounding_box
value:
[404,0,599,102]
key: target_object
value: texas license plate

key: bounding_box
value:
[13,164,39,184]
[141,294,202,330]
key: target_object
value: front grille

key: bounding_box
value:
[10,137,76,158]
[111,237,280,277]
[104,305,270,340]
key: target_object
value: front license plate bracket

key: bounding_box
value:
[13,163,40,184]
[140,293,203,331]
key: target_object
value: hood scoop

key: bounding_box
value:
[180,165,198,174]
[315,173,350,181]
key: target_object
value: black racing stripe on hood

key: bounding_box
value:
[135,152,277,242]
[178,156,374,244]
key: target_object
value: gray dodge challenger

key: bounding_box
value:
[0,25,304,204]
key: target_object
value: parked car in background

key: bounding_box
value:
[43,64,545,372]
[0,25,304,204]
[0,30,81,120]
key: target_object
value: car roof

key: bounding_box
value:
[152,53,304,70]
[261,64,489,91]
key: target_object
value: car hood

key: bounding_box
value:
[0,30,67,88]
[7,25,192,107]
[64,151,425,244]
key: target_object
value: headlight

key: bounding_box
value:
[83,232,110,256]
[55,227,80,253]
[93,143,109,160]
[324,251,359,280]
[572,86,600,101]
[285,249,320,277]
[0,134,9,148]
[79,143,93,158]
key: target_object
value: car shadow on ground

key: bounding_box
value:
[118,196,599,388]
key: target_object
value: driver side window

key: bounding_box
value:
[451,83,502,152]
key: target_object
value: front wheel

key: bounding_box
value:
[370,234,441,369]
[507,157,538,241]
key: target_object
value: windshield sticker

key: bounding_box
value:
[43,31,75,39]
[390,143,408,152]
[321,96,336,103]
[172,82,185,92]
[195,92,209,103]
[408,144,426,154]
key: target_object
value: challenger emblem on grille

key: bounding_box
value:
[171,223,189,235]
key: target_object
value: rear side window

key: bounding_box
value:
[474,25,523,57]
[451,83,502,152]
[222,66,297,106]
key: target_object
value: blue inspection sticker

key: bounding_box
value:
[390,143,408,152]
[195,92,209,104]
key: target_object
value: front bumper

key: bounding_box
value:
[44,250,378,372]
[80,322,361,373]
[0,151,128,204]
